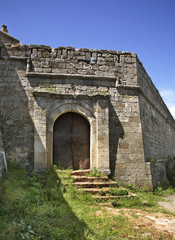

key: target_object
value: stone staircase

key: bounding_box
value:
[71,169,128,201]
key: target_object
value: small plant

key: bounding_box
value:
[112,196,143,209]
[99,190,106,196]
[154,179,175,196]
[97,89,111,96]
[13,220,35,240]
[125,183,135,192]
[109,188,128,196]
[98,90,107,95]
[86,167,102,177]
[157,158,169,163]
[70,83,75,89]
[149,157,156,163]
[42,81,57,93]
[153,186,164,196]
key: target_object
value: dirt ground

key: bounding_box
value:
[100,194,175,239]
[158,194,175,214]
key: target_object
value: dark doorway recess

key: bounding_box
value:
[53,112,90,170]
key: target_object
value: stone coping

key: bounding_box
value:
[33,91,110,100]
[26,72,117,81]
[0,30,20,44]
[0,56,27,61]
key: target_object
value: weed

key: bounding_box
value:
[70,83,76,90]
[42,81,57,93]
[154,185,175,197]
[86,167,102,177]
[13,220,35,240]
[109,188,128,196]
[99,190,106,196]
[112,196,143,209]
[97,90,108,95]
[125,183,136,191]
[149,156,156,163]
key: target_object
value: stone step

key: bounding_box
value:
[72,181,118,188]
[92,195,120,200]
[99,202,112,207]
[93,194,135,200]
[71,169,91,176]
[72,176,109,182]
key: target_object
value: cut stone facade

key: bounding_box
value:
[0,26,175,188]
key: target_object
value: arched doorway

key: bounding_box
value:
[53,112,90,170]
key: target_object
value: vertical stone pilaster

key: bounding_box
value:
[34,101,47,170]
[96,99,110,175]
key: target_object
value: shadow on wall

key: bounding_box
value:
[150,160,175,189]
[0,43,34,169]
[109,102,124,177]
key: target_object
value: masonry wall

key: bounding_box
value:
[1,34,175,188]
[137,58,175,162]
[0,51,34,168]
[0,41,151,186]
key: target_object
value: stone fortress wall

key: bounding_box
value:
[137,59,175,161]
[0,25,175,188]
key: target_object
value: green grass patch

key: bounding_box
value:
[0,163,174,239]
[109,188,128,196]
[85,167,102,177]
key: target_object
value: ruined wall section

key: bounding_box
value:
[137,58,175,161]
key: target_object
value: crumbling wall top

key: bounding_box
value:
[0,25,19,44]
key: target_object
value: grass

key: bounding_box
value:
[0,163,174,239]
[85,167,102,177]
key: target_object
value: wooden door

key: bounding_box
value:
[53,112,90,170]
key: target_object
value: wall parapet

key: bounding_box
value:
[0,41,138,86]
[137,56,175,128]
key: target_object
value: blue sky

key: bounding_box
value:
[1,0,175,118]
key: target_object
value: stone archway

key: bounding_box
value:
[46,102,96,171]
[33,94,110,175]
[53,112,90,170]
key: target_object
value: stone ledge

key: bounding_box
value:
[26,71,117,81]
[0,56,27,61]
[0,30,20,44]
[33,91,110,100]
[117,85,140,90]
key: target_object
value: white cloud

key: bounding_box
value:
[169,106,175,119]
[160,89,175,119]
